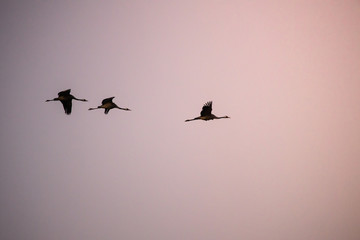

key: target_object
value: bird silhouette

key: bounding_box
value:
[185,101,229,122]
[88,97,131,114]
[46,89,87,115]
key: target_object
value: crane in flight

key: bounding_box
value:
[185,101,229,122]
[88,97,131,114]
[46,89,87,115]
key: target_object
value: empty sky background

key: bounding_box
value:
[1,1,360,239]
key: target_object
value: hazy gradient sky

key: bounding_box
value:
[1,1,360,239]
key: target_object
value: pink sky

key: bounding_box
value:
[1,1,360,239]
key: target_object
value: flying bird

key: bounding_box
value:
[185,101,229,122]
[46,89,88,115]
[88,97,131,114]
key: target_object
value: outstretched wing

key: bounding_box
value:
[58,89,71,97]
[61,100,72,115]
[102,97,115,105]
[200,101,212,116]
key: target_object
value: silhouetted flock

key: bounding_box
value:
[46,89,230,121]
